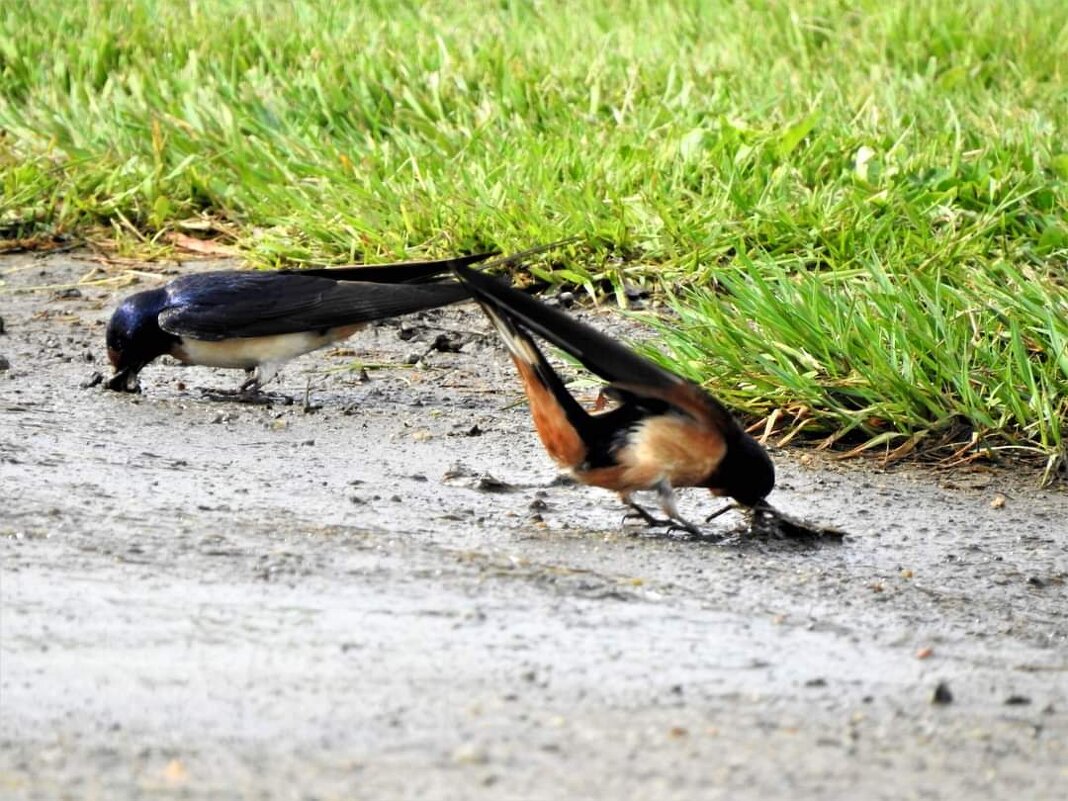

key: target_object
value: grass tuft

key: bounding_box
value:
[647,255,1068,476]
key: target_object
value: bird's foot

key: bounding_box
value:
[668,517,708,537]
[623,505,715,539]
[622,504,674,528]
[199,386,293,405]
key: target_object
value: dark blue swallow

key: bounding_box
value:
[452,261,774,533]
[104,250,501,395]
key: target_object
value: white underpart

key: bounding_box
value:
[175,329,357,385]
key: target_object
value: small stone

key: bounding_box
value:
[442,462,475,481]
[476,474,514,493]
[80,370,103,388]
[428,332,464,353]
[1004,695,1031,706]
[162,758,187,784]
[932,681,953,705]
[451,743,489,765]
[0,355,11,372]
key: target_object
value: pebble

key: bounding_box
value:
[451,743,489,765]
[931,681,953,705]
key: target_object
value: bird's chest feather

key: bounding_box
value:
[581,414,727,491]
[173,327,359,369]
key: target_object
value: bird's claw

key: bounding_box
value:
[622,506,712,539]
[199,387,293,405]
[622,506,672,528]
[665,520,706,537]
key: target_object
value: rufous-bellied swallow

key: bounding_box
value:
[453,262,775,533]
[104,243,566,395]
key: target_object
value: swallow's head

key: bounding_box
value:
[706,431,775,507]
[105,289,173,392]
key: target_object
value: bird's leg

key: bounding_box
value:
[655,481,705,537]
[239,364,293,404]
[202,367,291,405]
[199,369,259,397]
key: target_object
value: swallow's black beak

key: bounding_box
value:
[106,367,142,393]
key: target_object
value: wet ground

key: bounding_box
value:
[2,252,1066,800]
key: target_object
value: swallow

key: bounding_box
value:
[103,243,583,396]
[453,263,775,533]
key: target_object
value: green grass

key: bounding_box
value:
[1,0,1066,473]
[649,258,1068,475]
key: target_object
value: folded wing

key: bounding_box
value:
[159,273,469,340]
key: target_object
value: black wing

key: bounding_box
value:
[158,272,469,340]
[454,263,682,391]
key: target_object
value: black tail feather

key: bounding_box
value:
[286,251,497,283]
[293,237,579,284]
[453,262,682,392]
[478,301,592,435]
